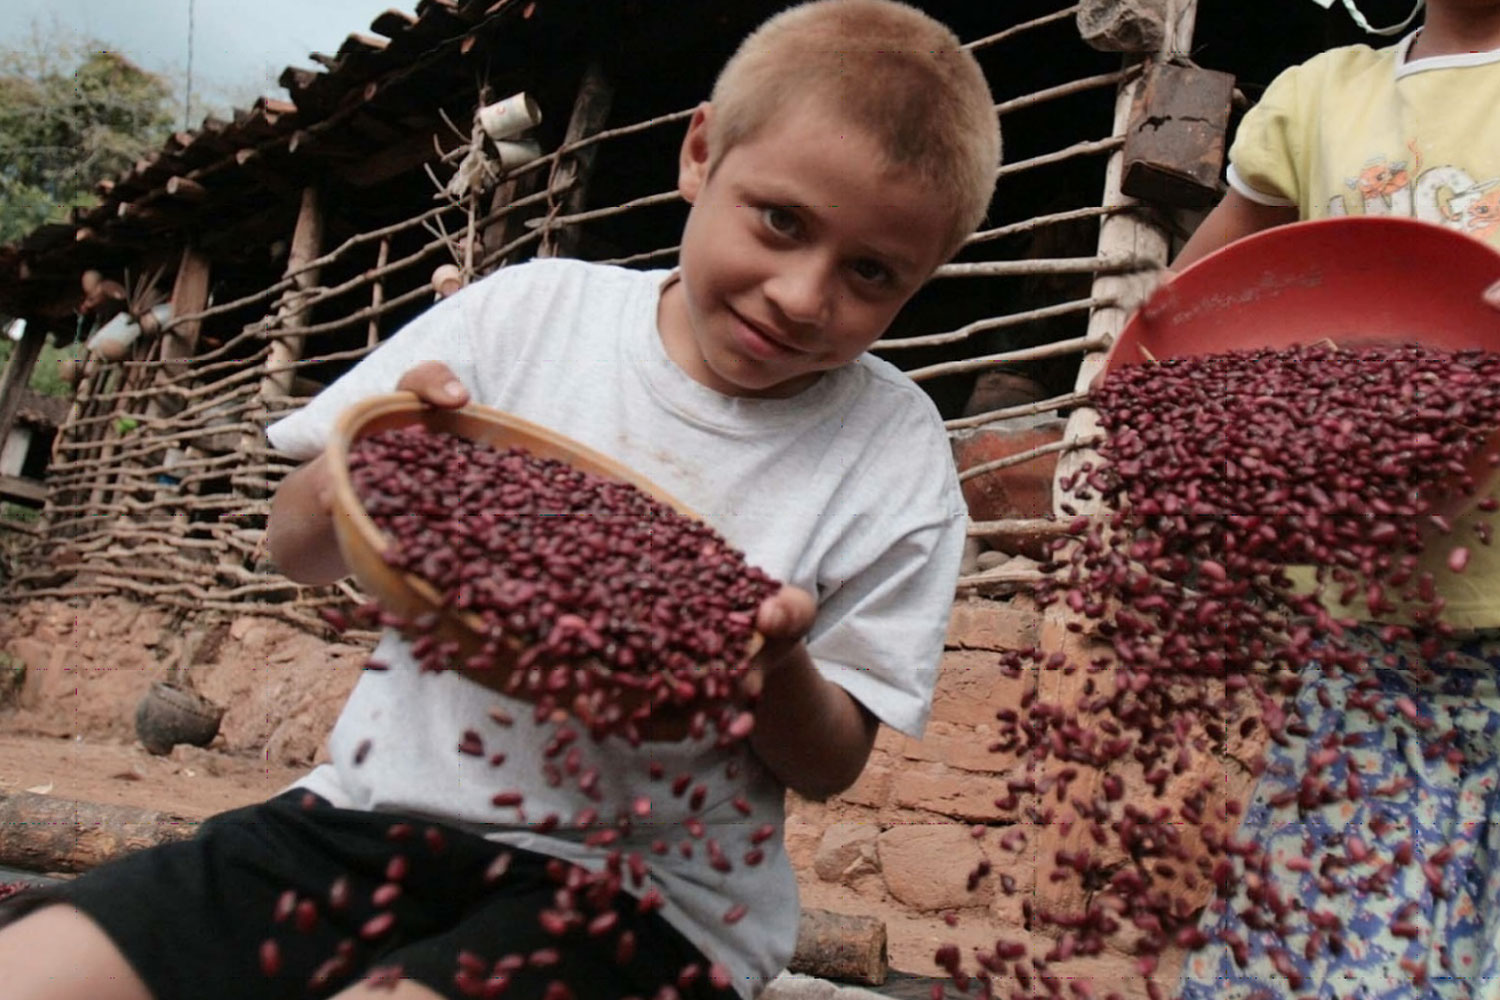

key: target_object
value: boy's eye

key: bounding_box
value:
[762,206,800,237]
[851,258,893,286]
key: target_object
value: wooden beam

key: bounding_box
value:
[540,61,614,259]
[0,474,46,506]
[164,246,212,370]
[0,320,48,460]
[165,176,208,202]
[337,124,468,188]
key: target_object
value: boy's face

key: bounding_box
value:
[659,102,952,399]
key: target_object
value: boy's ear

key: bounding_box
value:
[678,102,713,204]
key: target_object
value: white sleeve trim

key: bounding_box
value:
[1226,164,1297,207]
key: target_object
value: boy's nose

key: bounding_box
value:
[764,262,833,329]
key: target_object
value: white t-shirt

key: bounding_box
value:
[265,258,967,996]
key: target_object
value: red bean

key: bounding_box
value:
[258,938,282,977]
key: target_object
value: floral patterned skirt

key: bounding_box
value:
[1178,630,1500,1000]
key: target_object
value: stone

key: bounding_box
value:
[813,822,880,883]
[1077,0,1167,53]
[878,824,991,911]
[759,973,839,1000]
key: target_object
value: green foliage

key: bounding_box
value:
[0,36,174,245]
[0,334,78,398]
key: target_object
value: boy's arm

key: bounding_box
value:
[266,362,472,585]
[266,453,346,585]
[747,586,879,801]
[1172,189,1298,272]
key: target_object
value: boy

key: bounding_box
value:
[0,3,1001,999]
[1167,3,1500,997]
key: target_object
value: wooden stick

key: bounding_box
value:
[995,67,1137,118]
[369,238,389,348]
[903,334,1108,382]
[994,136,1124,182]
[945,391,1090,431]
[957,434,1103,483]
[877,297,1098,350]
[963,5,1079,51]
[933,254,1138,280]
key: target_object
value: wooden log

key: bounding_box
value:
[787,908,888,985]
[165,176,208,202]
[1120,62,1235,208]
[540,60,614,259]
[0,793,199,874]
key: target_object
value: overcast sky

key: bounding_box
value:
[0,0,416,124]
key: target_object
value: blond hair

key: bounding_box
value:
[707,0,1001,259]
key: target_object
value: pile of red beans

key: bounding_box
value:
[939,343,1500,1000]
[346,425,778,738]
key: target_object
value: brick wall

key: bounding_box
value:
[785,596,1257,996]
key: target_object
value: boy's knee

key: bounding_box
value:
[0,902,152,1000]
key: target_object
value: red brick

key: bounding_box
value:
[837,753,893,809]
[902,720,1021,775]
[930,650,1028,727]
[946,597,1043,652]
[891,764,1020,821]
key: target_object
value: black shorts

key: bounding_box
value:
[0,792,739,1000]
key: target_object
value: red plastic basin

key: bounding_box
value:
[1105,216,1500,514]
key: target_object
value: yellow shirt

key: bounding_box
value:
[1229,32,1500,629]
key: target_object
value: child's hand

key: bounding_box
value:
[739,584,816,699]
[394,361,471,409]
[1485,279,1500,312]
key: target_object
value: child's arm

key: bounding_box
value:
[747,586,879,801]
[267,362,471,585]
[1172,189,1298,272]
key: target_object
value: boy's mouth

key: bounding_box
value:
[729,308,804,360]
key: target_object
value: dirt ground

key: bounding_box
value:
[0,732,304,819]
[0,596,367,819]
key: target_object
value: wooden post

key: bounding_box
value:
[262,185,325,399]
[163,245,212,373]
[481,171,545,272]
[0,320,47,459]
[539,61,614,259]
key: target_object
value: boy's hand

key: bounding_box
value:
[739,584,816,699]
[1485,280,1500,312]
[395,361,471,408]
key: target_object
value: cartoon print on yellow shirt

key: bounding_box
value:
[1328,140,1500,239]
